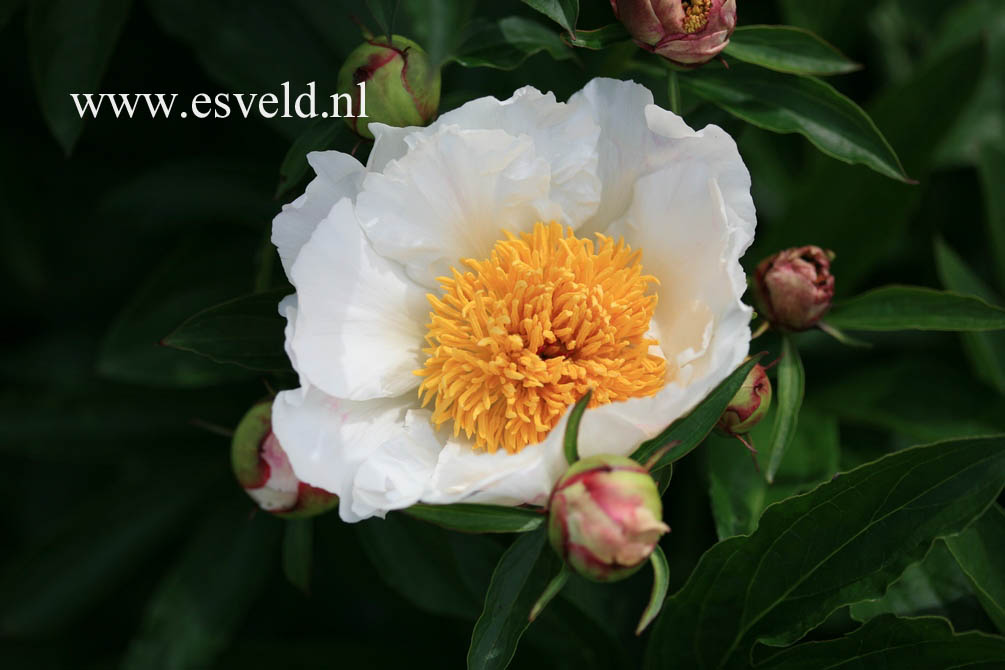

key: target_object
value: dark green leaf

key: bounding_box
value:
[934,239,1005,394]
[724,25,860,76]
[765,336,804,484]
[402,0,475,67]
[652,463,673,496]
[529,565,569,622]
[565,23,629,49]
[636,545,669,635]
[564,390,591,465]
[453,17,572,70]
[282,519,313,595]
[646,435,1005,669]
[405,504,545,534]
[980,144,1005,295]
[28,0,133,153]
[683,61,909,181]
[946,504,1005,632]
[631,355,764,468]
[468,529,561,670]
[757,615,1005,670]
[276,119,348,198]
[520,0,578,35]
[163,288,290,373]
[826,286,1005,332]
[122,498,282,670]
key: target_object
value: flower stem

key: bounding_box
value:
[667,70,682,115]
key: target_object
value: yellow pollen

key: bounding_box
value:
[415,222,667,454]
[681,0,712,34]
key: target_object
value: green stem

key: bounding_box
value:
[667,70,682,116]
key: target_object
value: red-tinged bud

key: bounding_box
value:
[716,363,771,436]
[753,245,836,331]
[548,455,669,582]
[231,402,338,519]
[611,0,737,67]
[337,35,441,140]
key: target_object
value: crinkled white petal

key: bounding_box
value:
[272,386,427,523]
[272,152,365,276]
[356,125,562,289]
[289,198,429,401]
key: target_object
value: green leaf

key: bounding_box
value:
[724,25,860,76]
[276,119,348,198]
[402,0,475,68]
[520,0,578,35]
[529,565,569,622]
[405,504,545,534]
[453,17,572,70]
[636,545,669,635]
[122,498,282,670]
[282,519,313,595]
[357,512,502,620]
[645,435,1005,669]
[758,614,1005,670]
[946,504,1005,632]
[28,0,133,153]
[682,61,909,182]
[468,529,562,670]
[565,23,629,49]
[934,239,1005,394]
[162,288,290,373]
[652,463,673,496]
[564,390,591,465]
[765,336,804,484]
[825,286,1005,332]
[980,144,1005,295]
[631,355,764,468]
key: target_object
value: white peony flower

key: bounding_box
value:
[271,78,755,522]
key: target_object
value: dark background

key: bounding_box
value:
[2,1,1003,668]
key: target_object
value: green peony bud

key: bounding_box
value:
[231,402,339,519]
[715,363,772,436]
[336,35,441,140]
[548,455,669,582]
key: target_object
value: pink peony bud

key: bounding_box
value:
[715,363,771,436]
[753,245,836,331]
[611,0,737,67]
[231,402,339,519]
[548,455,669,582]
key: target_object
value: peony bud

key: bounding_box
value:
[231,402,339,519]
[715,363,771,436]
[336,35,441,140]
[548,455,669,582]
[611,0,737,67]
[753,245,836,331]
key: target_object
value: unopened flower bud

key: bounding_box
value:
[716,363,771,436]
[231,402,338,519]
[611,0,737,67]
[753,245,836,331]
[548,455,669,582]
[337,36,441,140]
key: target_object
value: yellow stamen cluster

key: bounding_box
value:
[416,222,667,454]
[681,0,712,34]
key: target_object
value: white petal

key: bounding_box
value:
[289,198,429,401]
[355,125,560,289]
[272,387,421,523]
[272,151,365,276]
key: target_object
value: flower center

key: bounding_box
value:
[416,222,667,454]
[681,0,712,34]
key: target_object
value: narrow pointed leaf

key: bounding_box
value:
[631,355,764,468]
[757,615,1005,670]
[564,390,592,465]
[453,17,573,70]
[405,504,545,534]
[468,529,561,670]
[826,286,1005,332]
[682,62,909,181]
[645,435,1005,669]
[529,565,569,622]
[520,0,578,35]
[282,519,313,595]
[565,23,629,49]
[725,25,860,76]
[652,464,673,496]
[636,545,669,635]
[946,504,1005,632]
[765,336,804,484]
